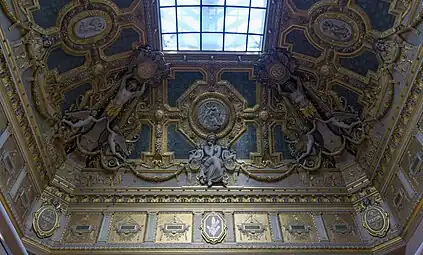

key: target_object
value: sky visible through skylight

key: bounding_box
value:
[159,0,268,52]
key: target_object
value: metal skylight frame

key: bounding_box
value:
[158,0,269,52]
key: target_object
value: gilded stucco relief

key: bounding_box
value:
[155,212,193,243]
[108,212,147,243]
[234,213,272,243]
[0,0,422,253]
[278,213,318,243]
[63,213,102,244]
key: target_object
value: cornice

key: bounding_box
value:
[370,45,423,185]
[0,25,50,192]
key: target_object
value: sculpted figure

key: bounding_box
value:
[189,134,235,187]
[276,74,316,118]
[106,124,129,161]
[317,116,362,131]
[62,110,105,130]
[199,134,223,187]
[296,120,319,163]
[105,74,147,118]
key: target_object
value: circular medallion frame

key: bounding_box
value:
[33,205,60,238]
[189,92,235,139]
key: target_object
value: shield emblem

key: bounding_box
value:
[200,212,227,244]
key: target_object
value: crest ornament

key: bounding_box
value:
[201,212,227,244]
[362,205,390,237]
[32,203,61,238]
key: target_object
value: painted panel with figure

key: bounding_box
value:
[399,135,423,190]
[0,136,25,191]
[0,103,7,136]
[13,173,37,222]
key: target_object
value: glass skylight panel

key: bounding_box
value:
[202,7,224,32]
[159,0,268,52]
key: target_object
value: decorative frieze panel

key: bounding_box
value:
[234,213,271,243]
[155,212,192,243]
[278,213,318,243]
[63,213,102,244]
[322,214,361,243]
[108,212,147,243]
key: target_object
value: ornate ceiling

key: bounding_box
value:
[0,0,422,254]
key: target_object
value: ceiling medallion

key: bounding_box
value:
[308,5,366,54]
[60,3,118,51]
[195,98,229,133]
[178,80,246,144]
[200,212,227,244]
[189,92,234,139]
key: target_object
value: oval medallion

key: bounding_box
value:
[33,205,60,238]
[308,5,366,54]
[74,16,107,39]
[319,18,352,41]
[362,205,389,237]
[66,10,113,45]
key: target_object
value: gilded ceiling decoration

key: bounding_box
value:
[20,0,417,187]
[0,0,422,254]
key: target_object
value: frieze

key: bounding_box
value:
[69,192,351,204]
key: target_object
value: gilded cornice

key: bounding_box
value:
[0,25,54,191]
[370,44,423,185]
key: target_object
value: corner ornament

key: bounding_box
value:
[362,204,390,238]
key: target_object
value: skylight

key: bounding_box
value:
[159,0,268,52]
